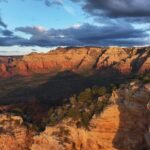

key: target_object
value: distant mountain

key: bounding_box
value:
[0,46,150,78]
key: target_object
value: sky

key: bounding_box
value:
[0,0,150,55]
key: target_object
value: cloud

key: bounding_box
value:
[0,17,7,28]
[43,0,76,16]
[0,36,27,46]
[72,0,150,22]
[2,23,147,47]
[44,0,63,7]
[0,0,149,47]
[0,0,63,7]
[1,29,13,36]
[16,26,46,35]
[2,0,150,19]
[31,49,38,52]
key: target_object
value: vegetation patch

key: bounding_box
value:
[46,86,110,128]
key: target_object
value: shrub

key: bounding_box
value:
[142,76,150,83]
[95,98,109,115]
[67,107,80,120]
[92,86,107,96]
[48,108,54,117]
[69,95,77,105]
[52,127,71,145]
[80,111,91,128]
[10,108,23,114]
[49,115,58,126]
[78,88,92,103]
[46,86,110,129]
[110,84,117,90]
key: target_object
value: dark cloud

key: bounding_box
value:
[0,17,7,28]
[2,0,150,19]
[1,29,13,36]
[72,0,150,21]
[31,49,38,52]
[0,0,62,6]
[2,0,63,7]
[15,26,45,35]
[2,23,147,47]
[44,0,62,7]
[0,36,27,46]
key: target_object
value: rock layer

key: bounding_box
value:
[0,46,150,77]
[31,105,119,150]
[0,114,33,150]
[0,80,149,150]
[30,81,150,150]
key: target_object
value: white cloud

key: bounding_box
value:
[72,24,81,29]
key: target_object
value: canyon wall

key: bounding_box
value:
[0,46,150,77]
[0,81,150,150]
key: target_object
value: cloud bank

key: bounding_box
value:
[0,23,147,47]
[0,0,150,48]
[72,0,150,19]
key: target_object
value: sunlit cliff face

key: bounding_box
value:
[0,47,150,77]
[0,79,149,150]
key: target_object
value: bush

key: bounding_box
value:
[67,107,80,120]
[69,95,77,105]
[49,115,58,126]
[110,84,117,90]
[92,86,107,96]
[45,86,110,129]
[81,111,91,128]
[95,99,109,115]
[78,88,93,103]
[48,108,54,117]
[9,107,23,114]
[142,76,150,83]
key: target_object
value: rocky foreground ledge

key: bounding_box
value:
[0,46,150,77]
[0,80,149,150]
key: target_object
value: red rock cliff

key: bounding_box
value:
[0,46,150,77]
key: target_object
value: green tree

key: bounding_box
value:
[69,95,77,105]
[81,111,91,128]
[78,88,93,103]
[92,86,107,96]
[67,107,80,120]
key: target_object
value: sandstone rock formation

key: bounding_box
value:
[0,47,150,150]
[0,46,150,77]
[29,81,150,150]
[0,80,149,150]
[0,113,33,150]
[0,64,10,77]
[111,81,150,150]
[31,105,119,150]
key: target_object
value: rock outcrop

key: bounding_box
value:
[29,81,150,150]
[0,113,33,150]
[0,64,10,77]
[31,105,119,150]
[0,46,150,150]
[111,81,150,150]
[0,80,149,150]
[0,46,150,77]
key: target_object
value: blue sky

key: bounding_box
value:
[0,0,150,55]
[0,0,87,29]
